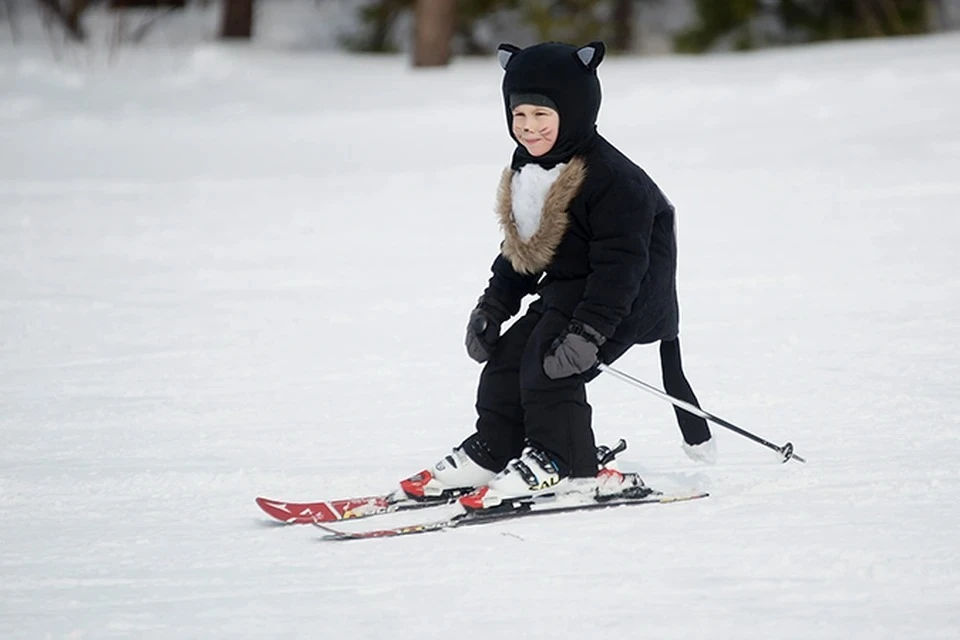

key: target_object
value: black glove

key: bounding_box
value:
[465,296,511,363]
[543,320,606,379]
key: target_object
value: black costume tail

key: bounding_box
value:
[660,338,711,446]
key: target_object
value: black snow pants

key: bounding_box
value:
[461,306,710,479]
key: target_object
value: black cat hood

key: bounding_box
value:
[498,41,605,169]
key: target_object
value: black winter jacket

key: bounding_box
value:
[484,134,679,346]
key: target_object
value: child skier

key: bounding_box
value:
[402,40,714,510]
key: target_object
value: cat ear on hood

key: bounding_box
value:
[575,41,606,71]
[497,43,521,70]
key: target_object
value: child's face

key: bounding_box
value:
[511,104,559,157]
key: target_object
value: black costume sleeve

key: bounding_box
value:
[572,177,654,338]
[483,252,541,317]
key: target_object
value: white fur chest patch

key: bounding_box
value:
[511,163,565,242]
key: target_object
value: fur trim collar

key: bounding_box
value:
[496,156,587,275]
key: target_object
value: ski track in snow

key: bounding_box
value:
[2,19,960,640]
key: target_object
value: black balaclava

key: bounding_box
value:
[498,41,606,170]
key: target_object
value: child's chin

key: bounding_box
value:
[524,144,551,157]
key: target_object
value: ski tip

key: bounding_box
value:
[659,491,709,503]
[255,497,287,513]
[313,520,351,539]
[255,497,320,524]
[255,497,300,524]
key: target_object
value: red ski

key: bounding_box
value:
[256,469,475,524]
[255,495,400,524]
[316,489,710,541]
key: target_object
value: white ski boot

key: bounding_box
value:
[459,445,568,510]
[400,446,497,500]
[459,439,650,510]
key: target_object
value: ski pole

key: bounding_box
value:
[598,364,806,464]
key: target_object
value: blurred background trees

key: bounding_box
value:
[11,0,959,60]
[346,0,654,56]
[353,0,951,62]
[676,0,935,52]
[32,0,188,41]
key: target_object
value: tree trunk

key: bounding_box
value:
[66,0,88,37]
[611,0,634,52]
[855,0,885,36]
[413,0,455,68]
[220,0,254,39]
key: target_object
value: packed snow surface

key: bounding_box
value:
[2,17,959,640]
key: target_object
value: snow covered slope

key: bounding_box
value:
[1,29,959,639]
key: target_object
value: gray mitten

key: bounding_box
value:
[465,296,511,363]
[543,320,606,379]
